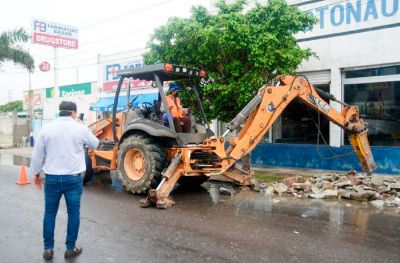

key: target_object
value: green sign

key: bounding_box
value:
[46,82,91,98]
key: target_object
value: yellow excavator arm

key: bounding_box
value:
[224,75,376,174]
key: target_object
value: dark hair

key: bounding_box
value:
[59,101,77,116]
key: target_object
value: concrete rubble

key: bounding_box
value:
[262,172,400,207]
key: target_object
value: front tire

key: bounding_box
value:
[118,134,167,194]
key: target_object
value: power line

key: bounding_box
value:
[79,0,172,30]
[29,0,173,57]
[2,52,146,75]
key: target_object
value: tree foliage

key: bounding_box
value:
[0,100,23,113]
[0,28,34,72]
[144,0,316,122]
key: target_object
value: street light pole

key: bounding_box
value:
[54,47,59,117]
[28,63,33,132]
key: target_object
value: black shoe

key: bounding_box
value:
[64,247,82,259]
[43,249,54,260]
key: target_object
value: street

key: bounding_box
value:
[0,151,399,263]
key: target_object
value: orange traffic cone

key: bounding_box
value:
[16,165,30,185]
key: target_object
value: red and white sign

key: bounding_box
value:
[39,61,50,72]
[32,19,78,49]
[103,79,154,92]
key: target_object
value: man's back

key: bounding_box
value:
[32,117,99,176]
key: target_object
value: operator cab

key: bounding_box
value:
[113,63,213,146]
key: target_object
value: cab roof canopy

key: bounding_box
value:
[117,63,206,82]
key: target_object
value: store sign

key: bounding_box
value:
[46,82,91,98]
[32,19,78,49]
[296,0,400,40]
[103,61,151,92]
[39,61,50,72]
[103,79,155,92]
[105,61,143,81]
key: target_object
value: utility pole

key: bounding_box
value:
[54,47,59,117]
[7,90,12,102]
[28,53,33,132]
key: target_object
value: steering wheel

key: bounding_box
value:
[141,102,154,111]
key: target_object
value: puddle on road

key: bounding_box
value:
[0,154,31,167]
[201,181,400,230]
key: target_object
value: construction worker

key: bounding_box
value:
[163,83,191,133]
[31,101,99,260]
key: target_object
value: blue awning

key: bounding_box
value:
[89,93,158,112]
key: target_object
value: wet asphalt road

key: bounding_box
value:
[0,152,400,263]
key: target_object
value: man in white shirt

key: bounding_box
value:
[31,101,99,260]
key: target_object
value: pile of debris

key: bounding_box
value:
[261,172,400,207]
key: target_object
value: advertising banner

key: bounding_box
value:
[32,19,78,49]
[46,82,91,98]
[102,60,153,92]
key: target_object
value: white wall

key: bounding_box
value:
[42,82,99,124]
[289,0,400,146]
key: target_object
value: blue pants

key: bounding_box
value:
[43,175,83,250]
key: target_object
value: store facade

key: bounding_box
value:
[251,0,400,174]
[93,50,159,115]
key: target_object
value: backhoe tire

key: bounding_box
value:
[118,134,167,194]
[83,150,94,185]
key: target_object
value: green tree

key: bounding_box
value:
[144,0,316,122]
[0,28,34,72]
[0,100,23,112]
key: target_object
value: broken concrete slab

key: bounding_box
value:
[220,187,235,196]
[347,175,361,185]
[370,177,385,187]
[353,185,365,193]
[322,181,333,190]
[338,190,353,199]
[370,200,385,208]
[389,183,400,191]
[256,172,399,204]
[310,190,338,199]
[292,183,312,192]
[384,197,400,207]
[350,190,377,202]
[336,180,353,188]
[273,183,288,195]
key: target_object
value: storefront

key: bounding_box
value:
[251,0,400,174]
[42,82,99,123]
[93,51,159,116]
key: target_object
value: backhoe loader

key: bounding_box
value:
[87,63,376,208]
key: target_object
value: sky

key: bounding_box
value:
[0,0,213,104]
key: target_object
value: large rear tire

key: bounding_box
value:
[118,134,167,194]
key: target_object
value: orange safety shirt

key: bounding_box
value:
[165,94,184,118]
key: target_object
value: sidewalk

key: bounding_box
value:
[0,147,33,157]
[2,147,394,177]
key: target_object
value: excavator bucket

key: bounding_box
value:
[348,131,377,174]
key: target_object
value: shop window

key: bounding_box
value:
[344,81,400,146]
[345,65,400,79]
[273,85,330,144]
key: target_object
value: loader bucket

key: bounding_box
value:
[349,131,377,174]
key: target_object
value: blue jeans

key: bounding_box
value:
[43,175,83,250]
